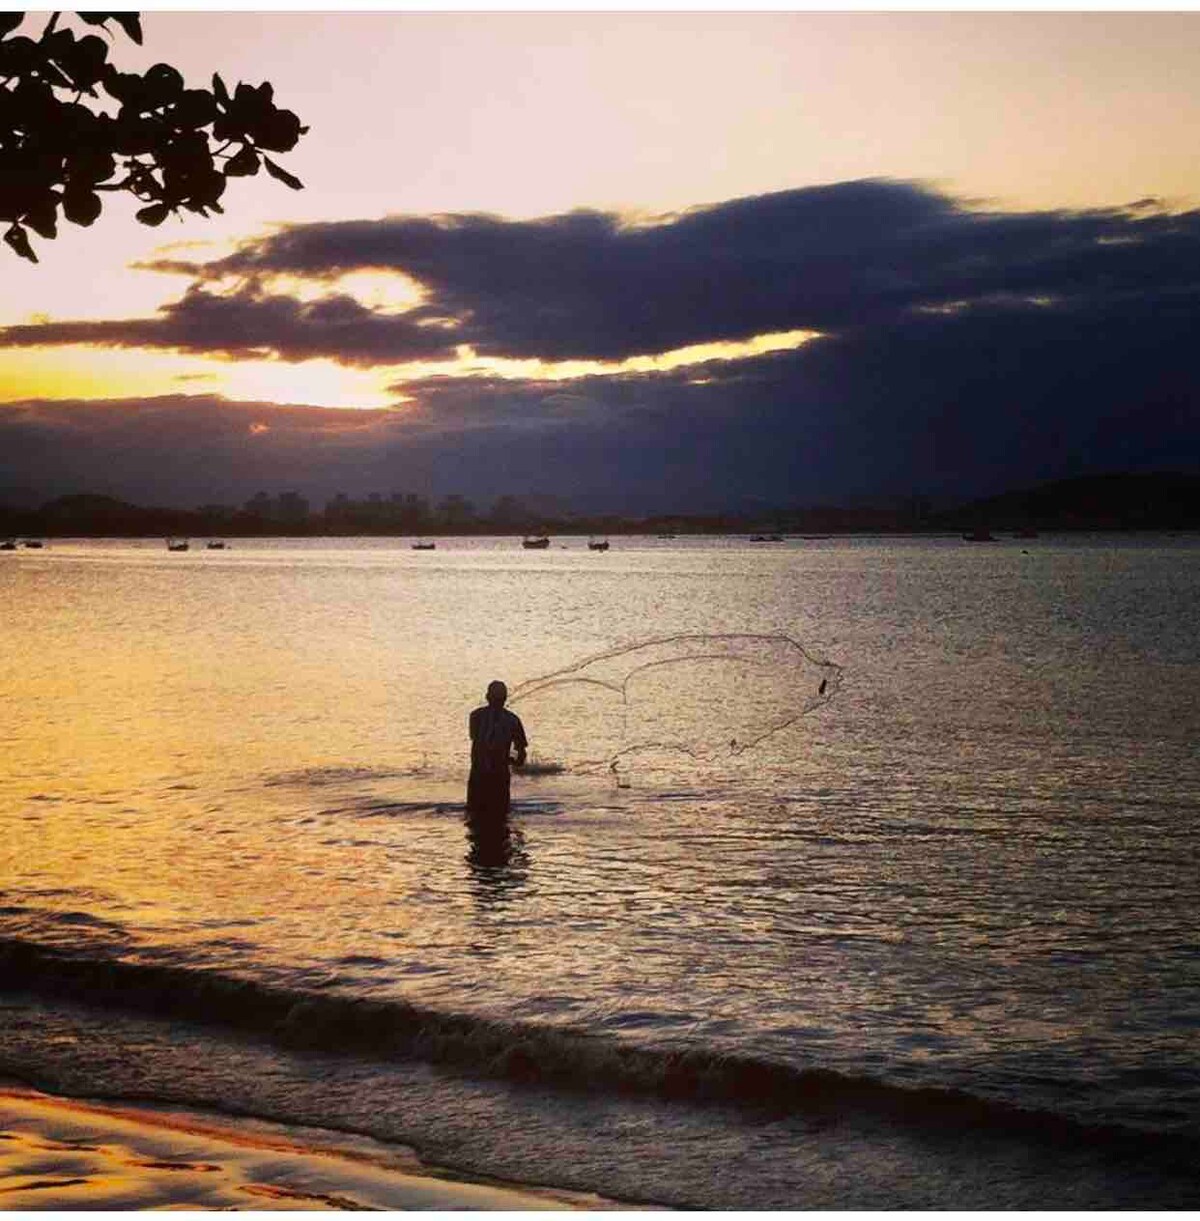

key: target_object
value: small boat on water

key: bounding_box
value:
[22,539,44,549]
[411,540,436,550]
[0,539,17,551]
[522,536,550,549]
[166,537,190,552]
[749,533,784,543]
[588,537,610,551]
[206,540,227,550]
[962,528,996,542]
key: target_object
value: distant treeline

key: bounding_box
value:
[2,473,1199,539]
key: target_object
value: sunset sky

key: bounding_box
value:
[3,8,1200,512]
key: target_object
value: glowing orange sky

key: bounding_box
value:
[5,9,1200,411]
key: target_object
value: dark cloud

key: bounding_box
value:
[1,180,1198,508]
[0,395,416,507]
[377,273,1200,505]
[5,180,1200,370]
[5,272,1193,513]
[183,183,969,359]
[0,285,460,366]
[85,180,1200,363]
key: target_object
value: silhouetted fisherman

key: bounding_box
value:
[467,680,527,818]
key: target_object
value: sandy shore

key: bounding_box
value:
[0,1083,624,1210]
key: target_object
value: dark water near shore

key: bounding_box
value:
[2,534,1199,1206]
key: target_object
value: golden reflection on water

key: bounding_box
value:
[2,551,449,962]
[3,537,1199,1086]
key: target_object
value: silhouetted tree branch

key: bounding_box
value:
[0,10,308,262]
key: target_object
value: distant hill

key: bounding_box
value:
[6,493,204,538]
[4,472,1199,538]
[39,494,146,524]
[943,471,1200,531]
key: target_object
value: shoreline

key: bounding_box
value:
[0,1081,628,1211]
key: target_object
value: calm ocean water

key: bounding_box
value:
[2,534,1199,1207]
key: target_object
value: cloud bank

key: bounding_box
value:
[2,180,1198,508]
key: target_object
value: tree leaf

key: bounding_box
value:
[61,34,111,92]
[42,28,76,59]
[111,13,143,45]
[135,201,172,226]
[24,199,58,240]
[63,188,103,226]
[171,89,219,129]
[0,35,36,76]
[2,13,306,264]
[4,224,38,263]
[250,107,304,152]
[102,68,138,104]
[65,149,117,186]
[76,13,143,44]
[144,62,184,102]
[262,156,303,190]
[224,144,259,177]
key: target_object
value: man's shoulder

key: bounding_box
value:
[470,704,522,727]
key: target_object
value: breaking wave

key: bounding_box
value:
[1,935,1193,1168]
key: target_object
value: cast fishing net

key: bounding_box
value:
[508,633,841,779]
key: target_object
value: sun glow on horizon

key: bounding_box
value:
[217,356,397,410]
[0,347,218,404]
[387,328,822,389]
[0,347,398,411]
[0,327,819,413]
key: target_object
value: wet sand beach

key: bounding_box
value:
[0,1083,621,1210]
